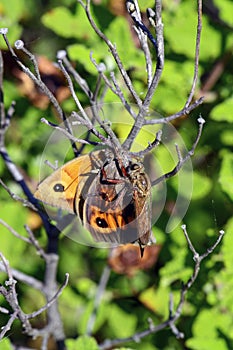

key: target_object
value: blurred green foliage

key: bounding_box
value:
[0,0,233,349]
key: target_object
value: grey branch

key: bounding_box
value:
[99,228,224,349]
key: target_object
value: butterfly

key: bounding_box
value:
[34,149,155,254]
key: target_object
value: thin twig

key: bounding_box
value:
[0,179,37,210]
[40,117,102,145]
[122,0,164,151]
[0,262,43,290]
[86,265,111,335]
[184,0,202,108]
[89,53,137,119]
[130,129,162,158]
[0,310,18,339]
[145,97,204,125]
[0,49,5,129]
[0,218,31,244]
[126,0,153,86]
[1,35,63,119]
[15,40,41,80]
[24,225,47,259]
[152,116,205,186]
[57,59,91,122]
[77,0,142,106]
[57,50,93,99]
[99,228,224,349]
[27,273,69,319]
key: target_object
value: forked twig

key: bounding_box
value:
[99,228,224,349]
[152,116,205,186]
[78,0,143,107]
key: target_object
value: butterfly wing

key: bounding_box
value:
[127,164,155,247]
[83,160,145,246]
[34,150,104,213]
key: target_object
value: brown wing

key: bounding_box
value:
[83,159,150,246]
[34,150,104,213]
[127,164,155,247]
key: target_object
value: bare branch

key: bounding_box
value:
[122,0,164,150]
[27,273,69,319]
[0,218,31,244]
[145,97,204,125]
[89,53,137,119]
[126,0,153,86]
[0,49,5,129]
[24,225,47,260]
[1,35,63,120]
[0,179,37,210]
[99,228,224,349]
[0,310,18,339]
[57,59,91,121]
[15,39,41,80]
[184,0,203,108]
[86,265,111,335]
[0,262,43,290]
[57,50,93,99]
[77,0,142,106]
[152,116,205,186]
[40,117,103,145]
[130,129,162,158]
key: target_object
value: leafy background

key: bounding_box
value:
[0,0,233,349]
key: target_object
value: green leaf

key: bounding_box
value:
[66,335,99,350]
[76,277,97,298]
[186,337,228,350]
[0,202,28,266]
[0,338,14,350]
[107,304,137,338]
[68,43,108,74]
[153,60,196,114]
[105,17,144,69]
[220,130,233,146]
[0,0,25,22]
[163,2,221,60]
[186,308,232,350]
[170,170,212,200]
[214,0,233,26]
[191,172,212,200]
[216,218,233,314]
[42,7,77,38]
[1,81,20,107]
[219,151,233,200]
[42,6,95,40]
[210,97,233,122]
[139,285,169,315]
[159,248,193,287]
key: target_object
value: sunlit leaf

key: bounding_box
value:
[219,151,233,200]
[210,97,233,122]
[0,338,14,350]
[186,308,232,350]
[107,304,137,338]
[66,335,99,350]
